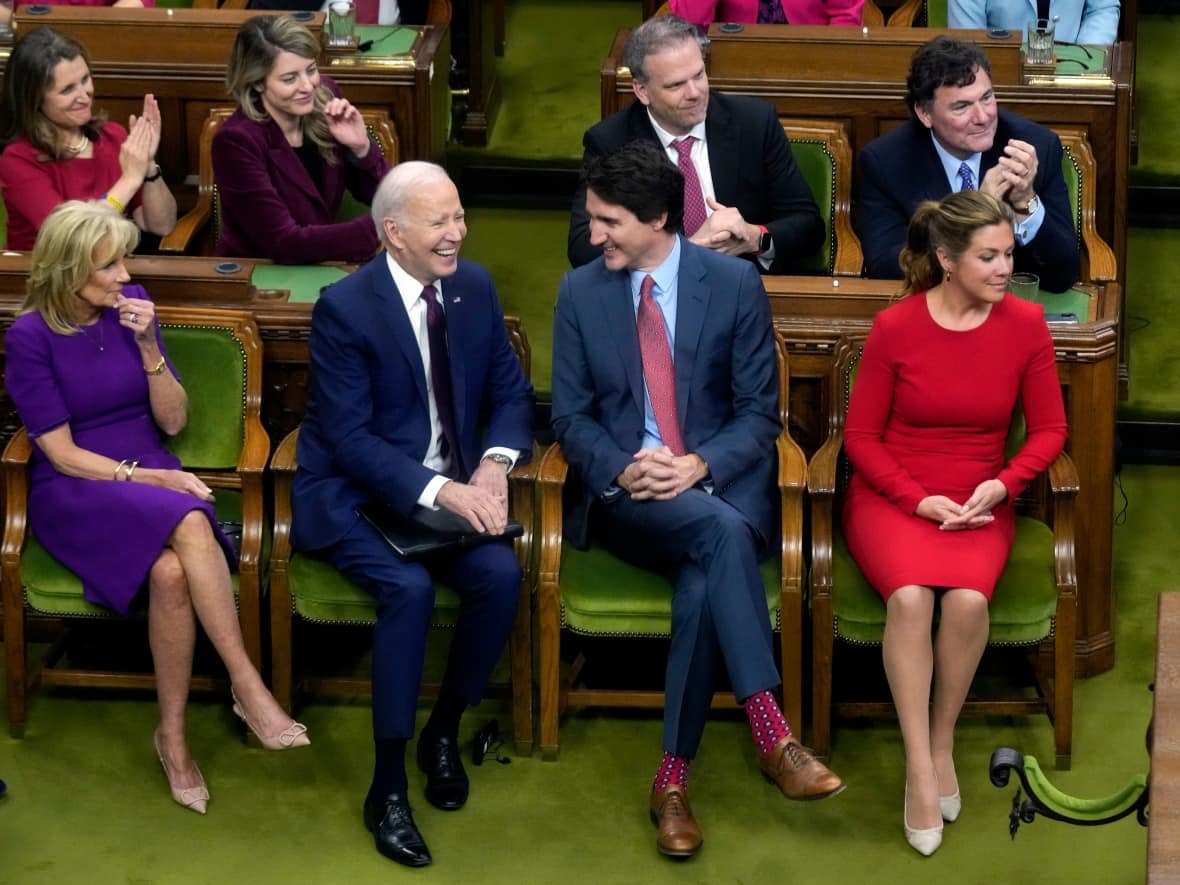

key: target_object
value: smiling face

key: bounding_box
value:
[586,187,672,273]
[385,178,467,286]
[939,222,1014,305]
[632,38,709,137]
[75,237,130,321]
[41,55,94,133]
[256,50,320,126]
[914,67,998,160]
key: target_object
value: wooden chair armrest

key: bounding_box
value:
[535,443,570,592]
[862,0,885,26]
[1081,230,1118,284]
[1046,451,1079,597]
[886,0,922,25]
[509,442,543,576]
[807,430,843,498]
[832,216,865,277]
[158,198,212,254]
[1046,450,1080,497]
[237,416,271,477]
[269,428,300,572]
[777,433,806,596]
[1,429,31,568]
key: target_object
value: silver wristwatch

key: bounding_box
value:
[482,453,513,469]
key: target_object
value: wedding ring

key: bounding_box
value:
[130,313,138,323]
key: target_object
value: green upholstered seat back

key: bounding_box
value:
[789,139,837,275]
[1060,144,1084,251]
[160,323,246,469]
[923,0,948,27]
[558,544,782,636]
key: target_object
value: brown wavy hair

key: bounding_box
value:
[899,190,1015,296]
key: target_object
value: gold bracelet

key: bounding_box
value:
[126,460,140,482]
[114,459,128,481]
[105,193,126,214]
[145,356,166,376]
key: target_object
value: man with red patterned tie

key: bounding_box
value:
[553,140,844,860]
[567,14,823,275]
[292,163,534,868]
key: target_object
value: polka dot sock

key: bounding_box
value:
[652,752,691,792]
[744,689,793,759]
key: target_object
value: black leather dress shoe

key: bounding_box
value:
[363,791,432,868]
[416,734,469,810]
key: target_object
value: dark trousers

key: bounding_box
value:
[327,516,520,740]
[595,489,780,758]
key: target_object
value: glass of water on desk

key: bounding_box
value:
[1026,19,1055,66]
[328,0,356,47]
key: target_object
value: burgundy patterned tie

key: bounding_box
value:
[671,137,708,238]
[421,285,464,478]
[354,0,379,23]
[757,0,788,22]
[636,274,686,456]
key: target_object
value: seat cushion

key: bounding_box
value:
[287,553,461,626]
[24,492,248,616]
[559,543,782,637]
[831,515,1058,645]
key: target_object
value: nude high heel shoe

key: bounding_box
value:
[231,689,310,750]
[154,729,209,815]
[904,785,943,856]
[939,790,962,823]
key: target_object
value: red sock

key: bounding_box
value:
[744,689,792,758]
[652,752,691,792]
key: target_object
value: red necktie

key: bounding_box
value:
[671,137,708,238]
[636,274,686,456]
[421,285,463,478]
[355,0,380,24]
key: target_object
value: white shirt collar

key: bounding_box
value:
[647,111,708,150]
[385,252,442,312]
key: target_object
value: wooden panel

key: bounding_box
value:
[1150,592,1180,884]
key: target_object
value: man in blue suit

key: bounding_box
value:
[552,141,844,860]
[857,36,1079,292]
[292,162,534,868]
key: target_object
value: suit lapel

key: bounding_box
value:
[601,265,646,420]
[703,98,738,203]
[372,262,430,411]
[266,122,330,211]
[673,242,707,425]
[442,279,468,442]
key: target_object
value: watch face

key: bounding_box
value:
[759,231,772,253]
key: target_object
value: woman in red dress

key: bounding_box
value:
[0,27,176,251]
[842,191,1067,856]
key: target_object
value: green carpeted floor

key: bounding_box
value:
[1123,228,1180,418]
[0,464,1167,883]
[1128,16,1180,186]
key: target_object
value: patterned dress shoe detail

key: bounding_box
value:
[363,792,433,868]
[649,785,703,858]
[416,735,469,810]
[759,737,847,801]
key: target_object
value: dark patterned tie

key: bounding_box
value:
[957,161,976,192]
[757,0,788,23]
[636,275,686,456]
[671,137,708,238]
[421,285,463,478]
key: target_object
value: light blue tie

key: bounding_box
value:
[957,161,975,192]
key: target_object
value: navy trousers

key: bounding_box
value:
[327,516,521,740]
[594,488,780,757]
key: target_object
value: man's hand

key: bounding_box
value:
[469,456,510,509]
[981,139,1039,212]
[688,198,759,256]
[436,479,507,534]
[616,447,707,501]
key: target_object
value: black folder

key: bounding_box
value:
[356,502,523,561]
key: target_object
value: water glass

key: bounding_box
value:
[328,0,356,47]
[1026,19,1055,66]
[1008,272,1041,300]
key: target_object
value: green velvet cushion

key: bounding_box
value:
[160,325,246,469]
[790,140,836,275]
[924,0,948,28]
[1023,756,1148,819]
[830,516,1057,645]
[559,543,782,637]
[287,552,461,626]
[23,492,248,616]
[1061,146,1083,251]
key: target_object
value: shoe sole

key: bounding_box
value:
[761,772,848,801]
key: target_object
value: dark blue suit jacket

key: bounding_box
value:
[292,256,535,552]
[857,110,1079,293]
[567,93,824,275]
[551,238,782,549]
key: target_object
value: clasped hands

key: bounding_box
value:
[617,447,707,501]
[435,457,510,534]
[980,138,1038,214]
[688,198,761,257]
[916,478,1008,531]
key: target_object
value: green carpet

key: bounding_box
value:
[1129,16,1180,186]
[0,464,1168,883]
[1123,228,1180,419]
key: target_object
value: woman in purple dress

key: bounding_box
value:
[4,200,310,815]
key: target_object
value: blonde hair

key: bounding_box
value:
[225,16,337,164]
[899,190,1015,296]
[22,200,140,335]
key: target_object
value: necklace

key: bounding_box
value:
[62,131,88,156]
[80,315,105,351]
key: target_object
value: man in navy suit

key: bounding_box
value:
[857,35,1079,292]
[567,14,824,275]
[552,141,844,860]
[292,162,534,868]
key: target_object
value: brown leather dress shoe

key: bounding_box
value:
[649,785,703,858]
[759,737,847,801]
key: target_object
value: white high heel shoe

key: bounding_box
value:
[904,786,943,856]
[939,790,962,823]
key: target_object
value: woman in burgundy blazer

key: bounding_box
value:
[670,0,864,25]
[213,16,390,264]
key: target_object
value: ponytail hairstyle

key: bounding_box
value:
[899,190,1014,296]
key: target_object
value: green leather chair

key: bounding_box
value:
[535,338,805,761]
[1053,126,1118,284]
[780,119,865,276]
[887,0,946,27]
[159,108,400,255]
[268,317,537,755]
[2,306,270,738]
[807,336,1078,770]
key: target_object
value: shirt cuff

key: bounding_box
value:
[757,241,775,271]
[480,447,521,469]
[1013,199,1045,245]
[418,474,451,509]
